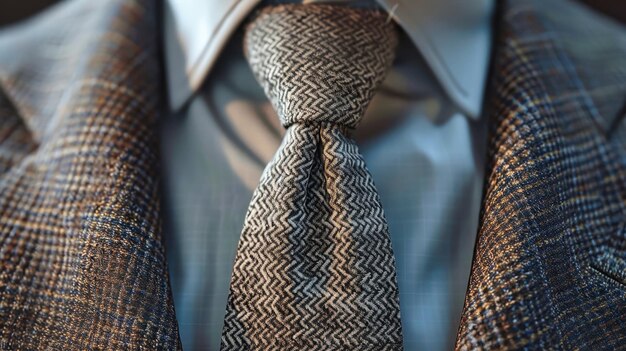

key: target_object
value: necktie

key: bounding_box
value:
[221,4,403,350]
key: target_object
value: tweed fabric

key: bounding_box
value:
[0,0,181,349]
[1,0,625,349]
[456,0,626,349]
[220,5,403,350]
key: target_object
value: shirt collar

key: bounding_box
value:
[164,0,494,119]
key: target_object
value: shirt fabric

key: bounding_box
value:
[161,1,493,350]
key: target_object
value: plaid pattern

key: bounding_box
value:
[0,0,180,349]
[0,0,624,349]
[221,5,403,350]
[456,0,626,349]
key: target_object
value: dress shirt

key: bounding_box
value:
[161,0,493,350]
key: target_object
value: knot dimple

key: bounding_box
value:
[244,4,398,129]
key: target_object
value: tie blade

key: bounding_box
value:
[222,124,403,350]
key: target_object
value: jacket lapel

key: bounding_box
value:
[457,0,626,349]
[0,0,181,349]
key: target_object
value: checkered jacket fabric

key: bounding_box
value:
[0,0,180,349]
[0,0,624,350]
[456,1,626,349]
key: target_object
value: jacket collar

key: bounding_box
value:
[164,0,494,119]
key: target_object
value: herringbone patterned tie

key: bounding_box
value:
[221,4,403,350]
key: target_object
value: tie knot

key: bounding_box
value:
[244,4,398,129]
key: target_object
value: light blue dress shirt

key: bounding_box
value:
[161,1,493,350]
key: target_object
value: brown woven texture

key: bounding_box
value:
[0,0,180,349]
[456,0,626,349]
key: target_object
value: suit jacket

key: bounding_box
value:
[0,0,624,349]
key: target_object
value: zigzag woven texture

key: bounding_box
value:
[221,4,403,350]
